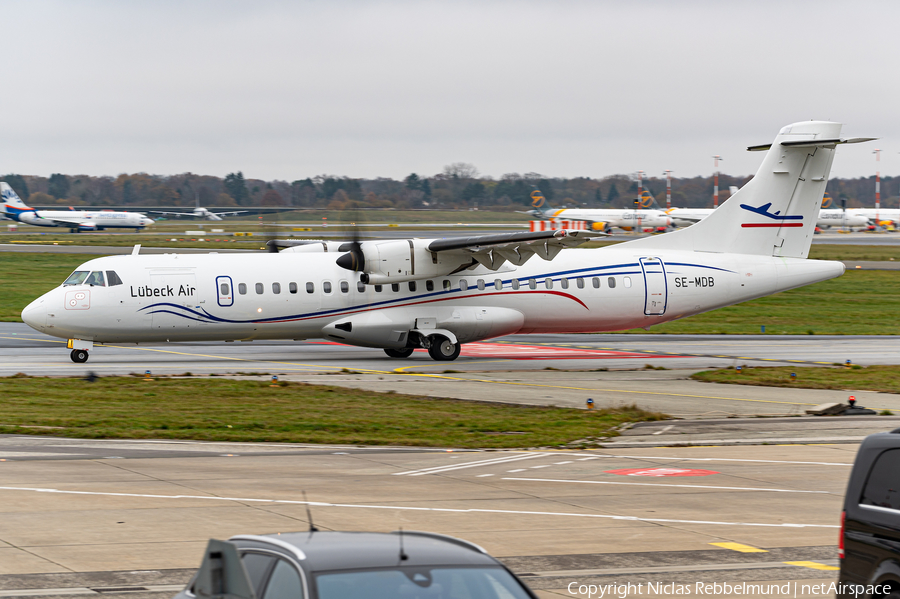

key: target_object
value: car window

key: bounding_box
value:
[240,552,277,595]
[861,448,900,510]
[316,566,530,599]
[262,559,303,599]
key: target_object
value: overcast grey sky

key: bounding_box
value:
[2,1,897,182]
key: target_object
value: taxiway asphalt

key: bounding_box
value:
[2,324,898,419]
[0,437,852,597]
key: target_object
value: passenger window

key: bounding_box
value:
[608,277,616,288]
[255,283,264,295]
[261,559,303,599]
[560,278,568,289]
[239,283,247,295]
[494,279,502,290]
[106,271,124,286]
[306,282,314,294]
[477,279,485,291]
[460,279,468,291]
[272,282,281,294]
[528,279,536,290]
[624,276,632,288]
[512,279,520,290]
[444,280,452,291]
[544,278,553,289]
[409,281,417,292]
[593,277,600,289]
[85,271,106,286]
[220,283,230,296]
[64,271,90,286]
[289,282,298,294]
[323,281,332,294]
[340,281,349,293]
[357,282,366,292]
[391,283,399,292]
[576,278,585,289]
[861,448,900,510]
[426,280,434,291]
[240,552,276,595]
[374,285,382,292]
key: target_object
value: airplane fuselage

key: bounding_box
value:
[17,209,153,230]
[23,247,844,346]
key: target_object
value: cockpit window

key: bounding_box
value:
[84,271,106,286]
[64,271,90,286]
[106,271,124,286]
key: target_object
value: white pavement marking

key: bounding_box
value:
[393,452,547,476]
[561,453,853,467]
[502,477,831,494]
[507,469,526,473]
[0,586,186,598]
[554,461,573,465]
[0,486,838,529]
[652,425,675,435]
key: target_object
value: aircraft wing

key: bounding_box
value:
[212,210,248,217]
[147,210,192,217]
[37,216,84,227]
[427,229,605,269]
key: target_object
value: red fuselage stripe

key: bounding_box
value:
[740,223,804,228]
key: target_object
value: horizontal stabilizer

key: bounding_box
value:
[748,137,876,152]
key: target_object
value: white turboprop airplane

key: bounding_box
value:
[148,195,248,221]
[530,191,672,232]
[667,187,871,230]
[22,121,870,364]
[0,183,154,232]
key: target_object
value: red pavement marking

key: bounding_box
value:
[305,341,680,361]
[605,467,719,477]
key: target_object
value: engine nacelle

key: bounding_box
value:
[357,239,471,285]
[320,306,525,349]
[280,241,347,254]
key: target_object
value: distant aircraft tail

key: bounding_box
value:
[0,182,34,220]
[528,189,558,219]
[623,121,872,258]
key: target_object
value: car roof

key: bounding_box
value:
[232,531,499,572]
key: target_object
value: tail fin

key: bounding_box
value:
[623,121,869,258]
[529,188,557,219]
[0,182,33,219]
[1,182,28,207]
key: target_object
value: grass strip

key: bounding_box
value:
[691,365,900,396]
[0,376,665,448]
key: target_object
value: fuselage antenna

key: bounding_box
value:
[303,491,319,533]
[399,527,408,562]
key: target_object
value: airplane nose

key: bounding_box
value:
[21,296,45,331]
[143,218,154,225]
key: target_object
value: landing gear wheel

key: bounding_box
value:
[427,336,461,361]
[70,349,89,363]
[384,348,414,359]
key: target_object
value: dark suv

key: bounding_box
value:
[840,430,900,598]
[175,530,537,599]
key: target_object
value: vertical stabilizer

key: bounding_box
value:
[1,182,28,207]
[623,121,853,258]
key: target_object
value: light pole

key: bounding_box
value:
[712,156,723,208]
[663,170,673,210]
[874,149,881,226]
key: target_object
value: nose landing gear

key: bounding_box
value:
[70,349,89,363]
[427,335,461,361]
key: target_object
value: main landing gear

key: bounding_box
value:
[382,334,462,361]
[70,349,89,363]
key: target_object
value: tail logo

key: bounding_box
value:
[531,190,546,209]
[739,202,804,228]
[638,191,654,208]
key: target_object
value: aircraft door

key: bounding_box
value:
[216,276,234,307]
[639,257,667,316]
